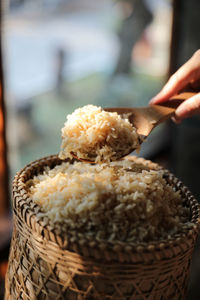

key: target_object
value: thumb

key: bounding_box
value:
[175,92,200,120]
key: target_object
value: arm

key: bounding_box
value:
[150,50,200,122]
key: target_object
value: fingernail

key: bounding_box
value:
[172,116,181,124]
[149,96,157,104]
[149,92,163,104]
[176,105,185,117]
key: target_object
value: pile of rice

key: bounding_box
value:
[59,105,140,163]
[28,159,190,243]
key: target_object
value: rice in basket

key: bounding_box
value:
[28,158,190,243]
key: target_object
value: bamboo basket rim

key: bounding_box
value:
[12,154,200,259]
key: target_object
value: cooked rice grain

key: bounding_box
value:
[28,159,190,243]
[59,105,140,163]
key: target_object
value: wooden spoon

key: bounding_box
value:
[71,92,196,162]
[104,92,196,137]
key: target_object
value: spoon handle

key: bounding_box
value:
[138,92,197,136]
[157,92,197,109]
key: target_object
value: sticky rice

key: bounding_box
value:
[28,158,189,243]
[59,105,140,163]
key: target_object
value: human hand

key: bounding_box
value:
[150,50,200,122]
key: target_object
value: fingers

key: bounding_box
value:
[171,116,181,124]
[174,92,200,121]
[150,50,200,105]
[150,70,192,104]
[149,50,200,122]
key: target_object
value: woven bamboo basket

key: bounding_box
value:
[5,155,200,300]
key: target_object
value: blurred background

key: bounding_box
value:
[4,0,172,175]
[1,0,200,299]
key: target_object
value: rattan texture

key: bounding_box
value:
[5,155,200,300]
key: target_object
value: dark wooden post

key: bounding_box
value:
[0,0,9,216]
[168,0,183,76]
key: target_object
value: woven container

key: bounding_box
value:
[5,155,200,300]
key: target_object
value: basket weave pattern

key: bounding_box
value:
[5,155,200,300]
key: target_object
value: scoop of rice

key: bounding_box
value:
[59,105,140,163]
[28,159,189,243]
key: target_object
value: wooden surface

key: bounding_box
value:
[0,82,9,216]
[0,0,9,217]
[0,216,12,251]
